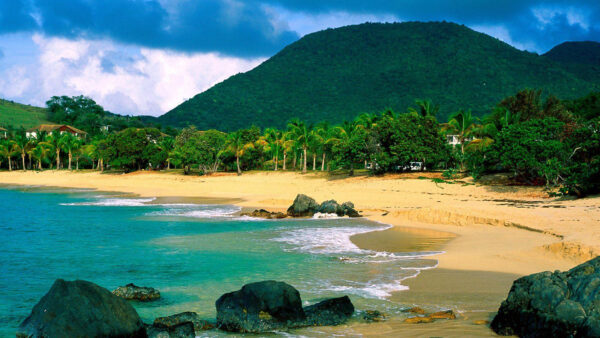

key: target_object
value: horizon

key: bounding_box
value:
[1,0,599,117]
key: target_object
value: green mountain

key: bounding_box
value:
[542,41,600,84]
[0,99,50,129]
[544,41,600,65]
[159,21,600,130]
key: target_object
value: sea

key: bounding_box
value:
[0,186,440,337]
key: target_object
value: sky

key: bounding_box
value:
[0,0,599,116]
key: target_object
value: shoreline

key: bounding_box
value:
[1,170,598,336]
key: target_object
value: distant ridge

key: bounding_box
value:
[544,41,600,65]
[159,21,600,130]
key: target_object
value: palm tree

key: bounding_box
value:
[332,120,360,176]
[315,122,336,171]
[81,144,98,169]
[46,132,62,169]
[262,128,282,171]
[12,134,33,171]
[0,140,18,171]
[442,109,480,155]
[410,99,440,118]
[280,131,294,171]
[30,142,53,170]
[58,133,82,170]
[225,131,254,175]
[287,119,312,174]
[308,128,323,171]
[159,137,175,169]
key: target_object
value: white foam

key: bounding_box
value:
[61,197,156,206]
[312,212,340,219]
[272,226,386,255]
[147,205,241,219]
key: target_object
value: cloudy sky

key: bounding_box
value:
[0,0,599,116]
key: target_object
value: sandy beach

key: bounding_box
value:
[1,169,599,336]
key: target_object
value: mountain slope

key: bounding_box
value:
[544,41,600,65]
[0,99,50,129]
[160,22,600,130]
[543,41,600,83]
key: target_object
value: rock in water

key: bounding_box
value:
[286,194,319,217]
[240,209,286,219]
[491,256,600,337]
[153,312,213,332]
[215,280,306,332]
[17,279,145,338]
[146,322,195,338]
[304,296,355,326]
[317,200,343,216]
[113,283,161,301]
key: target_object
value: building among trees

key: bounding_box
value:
[26,125,87,139]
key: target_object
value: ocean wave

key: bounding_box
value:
[272,225,390,255]
[312,212,340,219]
[146,205,241,218]
[60,197,156,206]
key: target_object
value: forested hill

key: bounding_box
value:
[158,21,600,131]
[543,41,600,84]
[544,41,600,65]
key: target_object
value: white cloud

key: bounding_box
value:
[263,6,400,37]
[0,34,265,116]
[469,24,538,52]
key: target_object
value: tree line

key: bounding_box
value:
[0,90,598,196]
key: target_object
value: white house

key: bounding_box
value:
[26,124,87,139]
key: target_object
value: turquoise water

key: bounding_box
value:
[0,186,439,336]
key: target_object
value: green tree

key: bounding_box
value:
[225,130,254,175]
[58,133,82,170]
[287,119,312,174]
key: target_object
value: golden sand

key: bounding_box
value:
[1,169,598,336]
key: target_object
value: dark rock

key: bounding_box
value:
[146,322,195,338]
[16,279,145,338]
[362,310,386,322]
[317,200,344,216]
[215,280,306,332]
[286,194,319,217]
[304,296,355,326]
[341,201,361,217]
[153,312,213,332]
[491,256,600,337]
[241,209,287,219]
[113,283,161,301]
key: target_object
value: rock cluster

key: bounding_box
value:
[216,280,354,333]
[287,194,360,218]
[240,209,287,219]
[402,307,456,324]
[17,279,146,338]
[112,283,161,302]
[491,256,600,337]
[18,279,357,336]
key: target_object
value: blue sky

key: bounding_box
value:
[0,0,599,116]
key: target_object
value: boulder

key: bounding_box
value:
[153,312,213,332]
[491,256,600,337]
[286,194,319,217]
[304,296,355,326]
[146,322,195,338]
[17,279,145,338]
[317,200,343,216]
[113,283,161,301]
[215,280,306,332]
[341,202,361,217]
